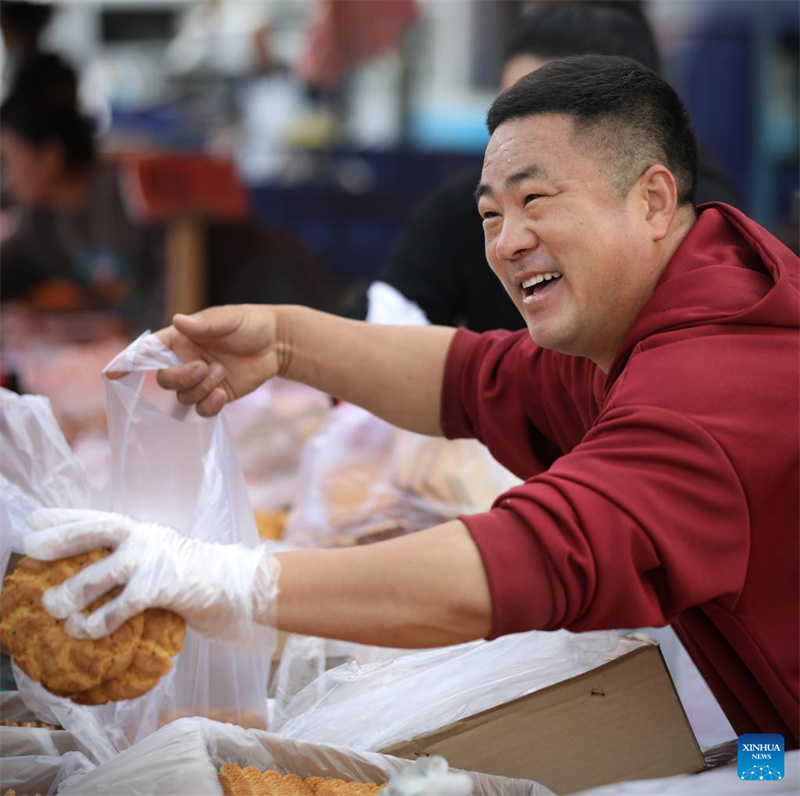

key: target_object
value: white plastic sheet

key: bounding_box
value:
[271,630,644,751]
[0,752,94,796]
[58,716,551,796]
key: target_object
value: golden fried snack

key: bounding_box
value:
[217,767,383,796]
[220,763,251,796]
[4,790,43,796]
[254,511,289,541]
[0,719,60,729]
[0,551,185,704]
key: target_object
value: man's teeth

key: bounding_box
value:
[522,272,562,289]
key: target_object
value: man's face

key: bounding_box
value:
[477,113,659,371]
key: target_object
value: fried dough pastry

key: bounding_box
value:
[218,765,384,796]
[0,550,185,704]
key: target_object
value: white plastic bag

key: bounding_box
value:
[271,630,645,751]
[0,332,274,762]
[282,281,520,548]
[0,751,94,796]
[0,390,92,577]
[281,402,521,548]
[269,634,421,729]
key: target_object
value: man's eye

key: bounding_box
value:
[481,211,499,220]
[525,194,543,204]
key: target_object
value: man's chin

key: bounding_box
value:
[526,323,558,351]
[526,324,579,358]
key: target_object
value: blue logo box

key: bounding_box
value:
[738,734,784,781]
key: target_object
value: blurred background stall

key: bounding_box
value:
[2,0,795,332]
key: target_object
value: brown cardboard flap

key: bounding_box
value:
[381,644,704,794]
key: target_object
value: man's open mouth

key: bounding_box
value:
[522,271,563,298]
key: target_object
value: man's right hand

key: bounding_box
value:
[142,302,452,435]
[154,304,282,417]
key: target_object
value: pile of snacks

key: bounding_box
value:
[218,764,384,795]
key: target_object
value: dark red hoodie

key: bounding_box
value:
[441,204,800,745]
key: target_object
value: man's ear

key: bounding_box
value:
[638,164,679,241]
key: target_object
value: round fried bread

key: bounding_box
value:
[0,550,185,704]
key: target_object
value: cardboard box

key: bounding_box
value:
[382,639,705,794]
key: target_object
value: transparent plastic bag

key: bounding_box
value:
[269,634,420,729]
[0,333,274,763]
[221,378,330,528]
[0,389,92,577]
[271,630,645,751]
[281,283,520,549]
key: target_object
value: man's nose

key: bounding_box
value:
[494,216,538,261]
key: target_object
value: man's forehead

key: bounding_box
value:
[477,114,602,198]
[474,163,550,202]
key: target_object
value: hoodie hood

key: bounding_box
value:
[607,202,800,385]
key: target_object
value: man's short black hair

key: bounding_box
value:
[504,1,660,74]
[487,54,699,206]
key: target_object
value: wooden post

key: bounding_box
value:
[166,217,206,318]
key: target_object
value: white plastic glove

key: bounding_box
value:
[24,508,280,649]
[385,756,472,796]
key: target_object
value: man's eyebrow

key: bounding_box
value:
[474,164,548,204]
[507,164,546,188]
[473,182,491,203]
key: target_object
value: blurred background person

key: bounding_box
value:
[0,53,165,332]
[0,0,53,97]
[345,0,745,331]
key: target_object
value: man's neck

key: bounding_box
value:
[660,205,697,272]
[593,205,698,374]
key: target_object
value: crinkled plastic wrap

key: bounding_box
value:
[271,630,645,750]
[0,333,273,762]
[0,751,95,796]
[58,716,552,795]
[281,401,521,548]
[282,282,520,549]
[0,692,94,796]
[0,389,92,576]
[269,635,420,728]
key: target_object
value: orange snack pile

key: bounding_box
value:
[0,551,185,704]
[0,719,60,730]
[4,790,43,796]
[218,764,384,795]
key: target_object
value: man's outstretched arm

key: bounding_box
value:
[25,510,493,650]
[272,519,492,648]
[152,304,456,436]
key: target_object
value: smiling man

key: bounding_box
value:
[25,56,799,746]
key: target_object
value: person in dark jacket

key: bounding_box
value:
[348,0,744,331]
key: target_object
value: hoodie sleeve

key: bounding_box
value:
[463,401,751,638]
